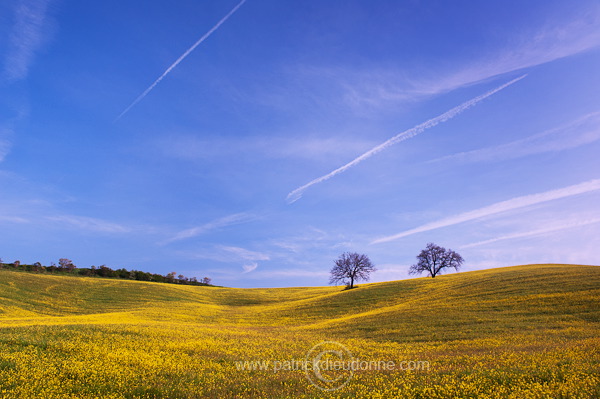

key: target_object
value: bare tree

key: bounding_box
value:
[166,271,176,283]
[201,277,212,285]
[409,243,464,278]
[329,252,376,289]
[58,258,76,272]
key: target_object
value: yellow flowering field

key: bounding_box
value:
[0,264,599,398]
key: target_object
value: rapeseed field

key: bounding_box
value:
[0,264,598,398]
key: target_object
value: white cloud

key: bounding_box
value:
[432,111,600,164]
[266,269,329,277]
[0,215,29,224]
[238,268,330,280]
[3,0,53,81]
[163,212,255,244]
[270,227,331,253]
[242,262,258,273]
[461,217,600,249]
[45,215,131,234]
[220,245,270,261]
[183,245,270,263]
[371,178,600,244]
[156,134,375,163]
[0,139,11,163]
[290,5,600,112]
[431,5,600,93]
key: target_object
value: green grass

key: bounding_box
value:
[0,264,599,398]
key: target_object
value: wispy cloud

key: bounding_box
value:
[115,0,247,120]
[269,227,356,264]
[286,75,526,203]
[242,268,329,279]
[0,137,11,163]
[461,217,600,249]
[3,0,52,81]
[270,227,331,253]
[292,5,600,113]
[45,215,132,234]
[156,134,375,163]
[432,111,600,164]
[267,269,329,278]
[220,245,270,261]
[242,262,258,273]
[371,178,600,244]
[182,245,270,263]
[163,212,255,244]
[422,5,600,95]
[0,215,30,224]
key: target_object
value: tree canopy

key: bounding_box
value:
[329,252,376,289]
[409,243,464,278]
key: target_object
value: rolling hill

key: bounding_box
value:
[0,264,599,398]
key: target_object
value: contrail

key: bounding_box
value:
[115,0,247,121]
[286,74,527,203]
[460,217,600,249]
[371,178,600,244]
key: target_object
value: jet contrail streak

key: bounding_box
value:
[115,0,247,121]
[286,74,527,203]
[460,217,600,249]
[371,178,600,244]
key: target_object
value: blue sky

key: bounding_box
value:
[1,0,599,288]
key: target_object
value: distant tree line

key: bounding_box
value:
[0,257,212,286]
